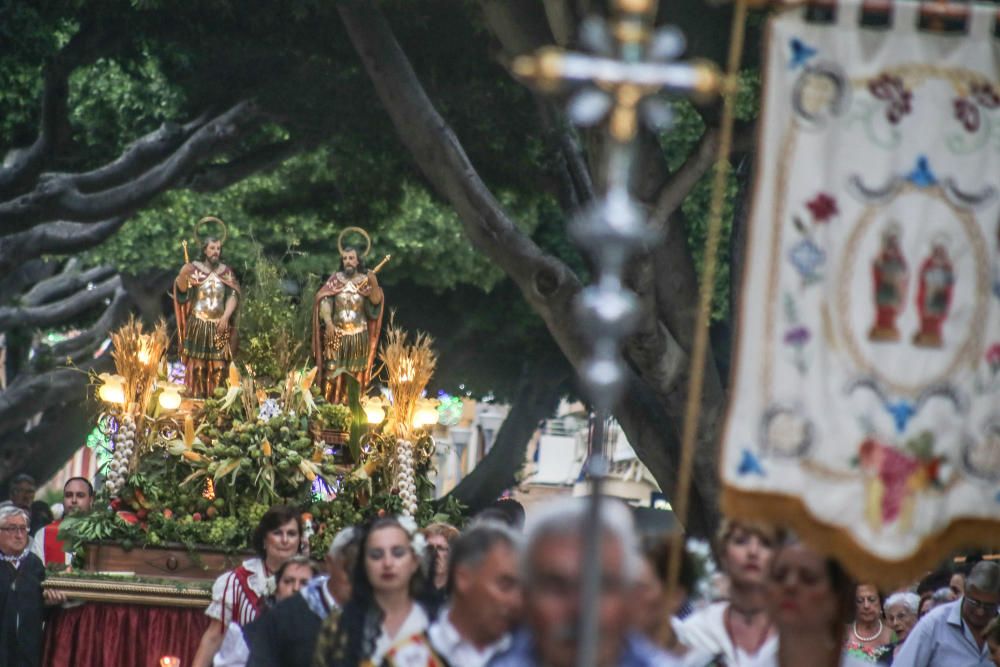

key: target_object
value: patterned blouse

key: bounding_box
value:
[206,557,272,627]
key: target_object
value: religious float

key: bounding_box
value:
[42,222,463,665]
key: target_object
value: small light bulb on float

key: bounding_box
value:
[158,384,183,411]
[98,374,126,405]
[412,399,439,429]
[363,397,386,425]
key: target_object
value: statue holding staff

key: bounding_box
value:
[173,217,241,399]
[312,227,388,404]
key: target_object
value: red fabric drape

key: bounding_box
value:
[43,602,209,667]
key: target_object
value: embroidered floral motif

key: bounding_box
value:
[869,74,912,124]
[971,82,1000,109]
[789,240,825,283]
[784,326,811,347]
[806,193,838,222]
[954,97,980,133]
[986,343,1000,371]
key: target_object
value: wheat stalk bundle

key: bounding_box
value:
[380,324,436,441]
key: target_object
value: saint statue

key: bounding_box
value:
[173,217,241,399]
[913,238,954,348]
[868,224,908,342]
[312,228,385,404]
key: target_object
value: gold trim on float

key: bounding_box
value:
[42,576,212,609]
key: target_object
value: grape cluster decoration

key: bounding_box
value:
[105,415,136,495]
[395,439,418,517]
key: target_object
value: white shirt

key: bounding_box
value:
[29,521,72,567]
[428,606,512,667]
[213,621,250,667]
[675,602,779,666]
[371,603,430,666]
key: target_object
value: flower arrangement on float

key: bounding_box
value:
[61,317,463,564]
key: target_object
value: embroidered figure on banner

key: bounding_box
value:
[856,430,946,532]
[913,236,955,348]
[869,223,909,342]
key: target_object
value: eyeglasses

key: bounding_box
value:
[963,596,1000,613]
[0,525,28,534]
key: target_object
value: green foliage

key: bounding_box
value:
[235,249,311,380]
[68,54,187,168]
[315,402,351,432]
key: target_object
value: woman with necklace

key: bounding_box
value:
[676,520,782,665]
[843,583,893,663]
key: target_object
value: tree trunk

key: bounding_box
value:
[446,361,569,513]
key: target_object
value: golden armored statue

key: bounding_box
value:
[312,228,387,404]
[173,217,241,399]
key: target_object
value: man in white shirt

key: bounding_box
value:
[429,520,522,667]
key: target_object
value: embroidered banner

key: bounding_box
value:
[721,0,1000,582]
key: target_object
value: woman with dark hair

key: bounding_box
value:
[759,537,869,667]
[193,505,303,667]
[312,516,445,667]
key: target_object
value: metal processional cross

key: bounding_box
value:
[512,1,721,665]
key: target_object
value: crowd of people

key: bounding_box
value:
[2,475,1000,667]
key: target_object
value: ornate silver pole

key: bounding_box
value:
[513,2,719,665]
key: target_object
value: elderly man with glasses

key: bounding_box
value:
[0,505,64,667]
[894,561,1000,667]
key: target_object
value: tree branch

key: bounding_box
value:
[0,401,97,487]
[184,140,303,192]
[0,274,120,330]
[0,356,109,436]
[23,264,116,307]
[0,68,70,199]
[0,217,127,275]
[649,127,720,232]
[46,286,131,363]
[0,101,260,230]
[70,113,212,193]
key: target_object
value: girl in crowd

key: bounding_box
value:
[312,516,443,667]
[193,505,304,667]
[761,537,869,667]
[676,520,781,665]
[843,583,893,662]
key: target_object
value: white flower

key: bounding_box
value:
[397,515,418,536]
[410,532,427,558]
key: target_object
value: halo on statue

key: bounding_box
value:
[194,216,228,244]
[337,226,372,258]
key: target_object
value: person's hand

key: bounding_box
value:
[325,323,336,340]
[43,588,67,605]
